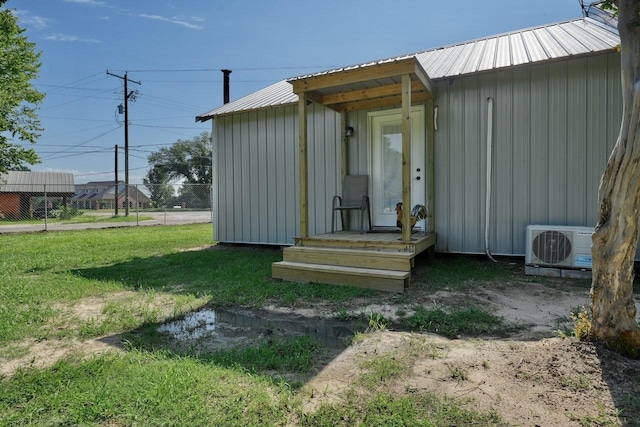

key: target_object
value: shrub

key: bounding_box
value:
[571,306,592,340]
[57,206,83,220]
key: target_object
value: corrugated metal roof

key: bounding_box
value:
[0,171,75,194]
[196,80,297,120]
[197,16,619,120]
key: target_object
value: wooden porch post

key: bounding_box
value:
[401,74,412,243]
[340,111,348,182]
[299,92,309,237]
[426,99,435,234]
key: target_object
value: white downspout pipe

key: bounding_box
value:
[485,97,497,262]
[434,106,438,131]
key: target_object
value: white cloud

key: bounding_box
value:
[13,11,51,30]
[64,0,107,6]
[133,13,204,30]
[40,167,82,175]
[45,33,102,43]
[45,33,78,42]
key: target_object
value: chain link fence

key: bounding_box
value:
[0,183,212,233]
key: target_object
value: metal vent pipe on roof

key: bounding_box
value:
[221,69,232,104]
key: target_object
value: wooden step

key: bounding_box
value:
[272,261,409,293]
[295,235,418,252]
[283,246,413,271]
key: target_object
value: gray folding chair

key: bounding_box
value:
[331,175,372,234]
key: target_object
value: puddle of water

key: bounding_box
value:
[158,308,362,350]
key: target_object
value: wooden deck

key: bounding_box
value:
[295,230,436,252]
[272,230,436,293]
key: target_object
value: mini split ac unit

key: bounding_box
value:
[525,225,593,269]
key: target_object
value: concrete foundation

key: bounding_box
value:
[525,265,592,280]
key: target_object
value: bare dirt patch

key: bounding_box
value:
[4,259,640,426]
[272,263,640,426]
[1,290,203,378]
[302,331,640,426]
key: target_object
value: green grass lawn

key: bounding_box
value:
[0,224,511,426]
[59,214,155,224]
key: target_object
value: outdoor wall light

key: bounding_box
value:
[345,126,355,137]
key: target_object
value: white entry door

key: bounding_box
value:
[369,106,425,227]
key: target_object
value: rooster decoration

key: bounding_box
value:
[395,203,428,230]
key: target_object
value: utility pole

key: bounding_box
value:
[107,71,140,216]
[114,144,118,216]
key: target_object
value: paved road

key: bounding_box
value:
[0,210,212,234]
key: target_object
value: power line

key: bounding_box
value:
[39,148,112,161]
[41,93,120,103]
[135,93,206,112]
[39,115,114,123]
[142,79,280,83]
[41,72,107,95]
[40,88,119,111]
[74,165,149,177]
[38,123,118,140]
[41,126,122,160]
[33,144,108,148]
[118,65,343,73]
[126,115,197,121]
[130,123,206,130]
[36,150,110,154]
[37,83,113,91]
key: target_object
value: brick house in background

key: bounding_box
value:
[71,181,151,210]
[0,171,75,219]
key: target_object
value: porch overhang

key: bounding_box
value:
[289,56,436,243]
[288,57,436,112]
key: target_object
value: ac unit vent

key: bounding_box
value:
[525,225,593,269]
[532,230,572,264]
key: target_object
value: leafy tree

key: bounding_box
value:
[143,166,174,208]
[173,183,210,209]
[147,132,212,185]
[0,2,45,174]
[147,132,212,208]
[589,0,640,357]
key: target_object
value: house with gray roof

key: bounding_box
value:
[72,181,151,210]
[0,171,75,219]
[197,14,621,291]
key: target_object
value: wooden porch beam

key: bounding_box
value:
[304,91,324,106]
[317,80,429,106]
[332,91,433,113]
[290,58,429,94]
[299,92,309,237]
[401,74,412,243]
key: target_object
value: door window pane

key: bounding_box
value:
[382,123,402,213]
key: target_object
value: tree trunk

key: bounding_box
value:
[590,0,640,356]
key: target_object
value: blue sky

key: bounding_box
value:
[9,0,583,184]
